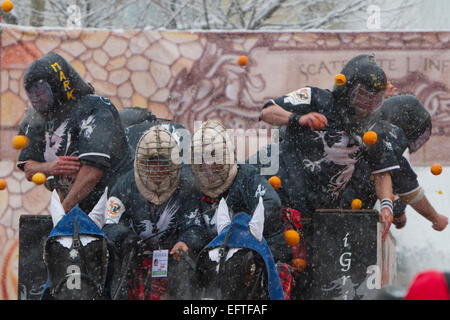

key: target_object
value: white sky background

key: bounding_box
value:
[391,167,450,286]
[384,0,450,30]
[368,0,450,286]
[6,0,450,30]
[341,0,450,31]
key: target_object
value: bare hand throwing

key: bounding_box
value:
[432,214,448,231]
[299,112,328,131]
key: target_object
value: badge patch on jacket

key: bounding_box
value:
[105,197,125,223]
[284,87,311,105]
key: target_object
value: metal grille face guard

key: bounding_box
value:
[135,126,181,199]
[191,121,236,190]
[350,84,384,119]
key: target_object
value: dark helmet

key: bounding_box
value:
[376,94,432,153]
[23,52,94,116]
[118,106,158,128]
[333,54,387,131]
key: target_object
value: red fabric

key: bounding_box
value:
[282,208,306,262]
[277,263,294,300]
[128,257,168,300]
[404,270,450,300]
[282,208,303,229]
[277,208,309,299]
[201,195,219,204]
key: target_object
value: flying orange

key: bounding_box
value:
[430,164,442,175]
[32,173,46,185]
[0,179,7,190]
[268,176,281,190]
[363,131,378,146]
[1,0,13,12]
[237,55,248,66]
[351,198,362,210]
[334,73,346,86]
[11,135,29,150]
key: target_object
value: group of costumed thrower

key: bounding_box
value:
[10,51,447,300]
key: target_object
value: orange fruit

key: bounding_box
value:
[363,131,378,146]
[31,172,46,185]
[11,135,29,150]
[284,229,300,247]
[351,198,362,210]
[391,194,396,202]
[1,0,13,12]
[268,176,281,190]
[237,55,248,66]
[0,179,7,190]
[430,164,442,175]
[313,116,325,130]
[334,73,346,86]
[292,258,307,272]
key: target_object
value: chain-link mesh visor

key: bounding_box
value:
[191,120,237,197]
[350,84,384,120]
[134,125,181,204]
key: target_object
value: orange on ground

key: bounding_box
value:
[351,198,362,210]
[363,130,378,146]
[11,135,29,150]
[430,163,442,175]
[334,73,346,86]
[0,179,7,190]
[268,176,281,190]
[292,258,307,272]
[237,55,248,66]
[32,172,46,185]
[1,0,13,12]
[284,229,300,247]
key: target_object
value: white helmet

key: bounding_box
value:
[134,125,181,205]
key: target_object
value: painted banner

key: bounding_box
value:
[312,209,395,300]
[1,26,449,299]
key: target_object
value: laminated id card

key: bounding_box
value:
[152,249,169,278]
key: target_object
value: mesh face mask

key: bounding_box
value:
[350,84,384,120]
[192,152,229,189]
[136,154,175,184]
[26,80,54,115]
[191,120,237,197]
[134,126,181,204]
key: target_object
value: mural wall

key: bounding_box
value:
[0,26,449,299]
